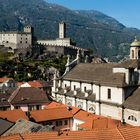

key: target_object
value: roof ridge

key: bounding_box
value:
[8,88,20,103]
[116,127,125,140]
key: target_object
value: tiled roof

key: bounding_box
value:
[0,119,14,136]
[30,107,73,122]
[63,63,126,87]
[1,127,140,140]
[0,92,11,106]
[74,109,102,121]
[46,102,81,115]
[46,101,67,109]
[8,87,52,104]
[123,87,140,110]
[3,119,51,136]
[0,77,13,83]
[28,81,43,88]
[16,82,25,87]
[116,59,140,69]
[79,118,123,130]
[0,109,28,122]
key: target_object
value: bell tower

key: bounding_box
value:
[130,36,140,59]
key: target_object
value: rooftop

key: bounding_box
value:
[0,109,28,123]
[30,107,73,122]
[8,87,52,105]
[1,127,140,140]
[63,63,126,87]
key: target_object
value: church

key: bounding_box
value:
[52,37,140,126]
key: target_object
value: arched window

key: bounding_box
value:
[89,107,95,114]
[132,50,134,59]
[128,115,137,122]
[67,102,72,106]
[77,104,82,109]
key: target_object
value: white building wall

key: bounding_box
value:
[63,80,71,88]
[81,83,92,92]
[124,108,140,126]
[72,118,84,131]
[71,81,80,90]
[100,86,124,104]
[87,101,96,113]
[101,103,122,120]
[93,84,100,100]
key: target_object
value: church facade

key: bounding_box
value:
[52,37,140,126]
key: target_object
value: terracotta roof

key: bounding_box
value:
[8,87,52,105]
[74,109,103,121]
[30,107,73,122]
[79,118,124,130]
[0,109,28,122]
[16,82,25,87]
[46,101,67,109]
[0,77,13,83]
[1,127,140,140]
[123,87,140,110]
[28,81,43,88]
[63,63,126,87]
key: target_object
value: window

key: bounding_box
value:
[128,115,137,122]
[56,121,62,126]
[74,85,76,90]
[107,88,111,99]
[26,41,28,43]
[89,107,95,114]
[77,104,82,109]
[65,84,67,88]
[20,41,22,43]
[84,87,87,92]
[132,50,134,58]
[64,120,68,125]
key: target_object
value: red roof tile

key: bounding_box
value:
[28,81,43,88]
[30,107,73,122]
[46,101,67,109]
[0,109,28,122]
[74,110,103,121]
[1,127,140,140]
[0,77,13,83]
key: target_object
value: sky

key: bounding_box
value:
[47,0,140,29]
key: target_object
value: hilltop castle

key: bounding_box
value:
[0,26,32,49]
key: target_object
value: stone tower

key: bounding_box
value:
[59,22,66,39]
[24,25,32,33]
[130,36,140,59]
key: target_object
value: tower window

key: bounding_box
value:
[132,50,134,58]
[107,89,111,99]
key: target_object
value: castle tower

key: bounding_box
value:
[130,36,140,60]
[59,22,66,39]
[24,25,32,33]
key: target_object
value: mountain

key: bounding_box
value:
[0,0,140,61]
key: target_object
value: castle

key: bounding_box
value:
[0,26,32,49]
[52,37,140,126]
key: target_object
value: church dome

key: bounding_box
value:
[130,36,140,47]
